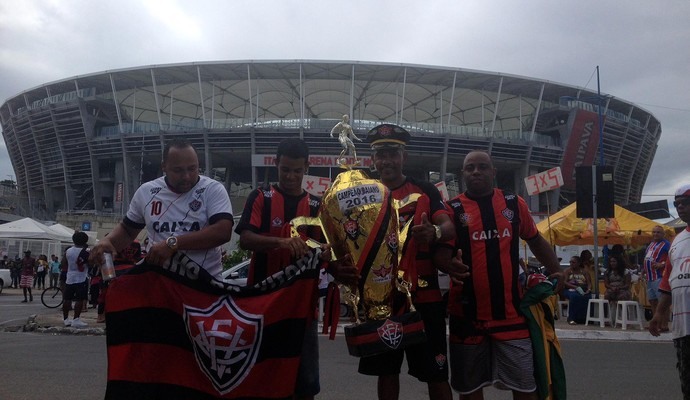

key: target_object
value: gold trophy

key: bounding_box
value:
[292,167,399,322]
[290,122,427,356]
[324,168,425,357]
[319,168,399,322]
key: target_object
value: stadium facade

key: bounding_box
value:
[0,60,661,222]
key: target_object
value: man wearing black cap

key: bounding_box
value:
[650,184,690,398]
[359,123,457,400]
[19,250,36,302]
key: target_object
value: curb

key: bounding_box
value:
[554,328,671,342]
[0,314,106,335]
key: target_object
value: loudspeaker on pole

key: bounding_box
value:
[575,166,614,219]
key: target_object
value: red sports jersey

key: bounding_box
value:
[446,189,538,322]
[235,184,321,286]
[392,177,449,304]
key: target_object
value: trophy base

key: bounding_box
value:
[344,311,426,357]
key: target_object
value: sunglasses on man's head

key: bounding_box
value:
[673,197,690,208]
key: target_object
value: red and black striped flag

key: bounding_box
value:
[105,249,321,400]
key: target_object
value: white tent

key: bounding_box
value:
[45,223,97,245]
[0,218,74,258]
[0,218,73,242]
[45,223,75,238]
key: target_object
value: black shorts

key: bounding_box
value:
[64,281,88,301]
[358,301,448,382]
[675,335,690,399]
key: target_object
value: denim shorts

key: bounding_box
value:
[647,278,662,301]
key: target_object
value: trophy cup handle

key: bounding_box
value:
[396,270,416,313]
[340,284,361,324]
[289,216,337,261]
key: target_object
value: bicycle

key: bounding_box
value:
[41,286,63,309]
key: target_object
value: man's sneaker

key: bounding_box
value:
[71,318,88,329]
[63,318,73,327]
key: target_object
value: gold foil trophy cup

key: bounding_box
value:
[290,168,399,324]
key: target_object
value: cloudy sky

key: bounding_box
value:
[1,0,688,216]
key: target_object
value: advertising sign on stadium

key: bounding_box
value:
[524,167,564,196]
[115,182,124,202]
[560,109,602,190]
[252,155,373,168]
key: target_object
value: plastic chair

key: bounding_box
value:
[614,300,645,330]
[558,301,569,318]
[585,298,612,327]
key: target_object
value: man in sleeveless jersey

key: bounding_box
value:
[650,184,690,399]
[62,232,91,328]
[643,225,671,331]
[358,124,458,400]
[446,150,561,400]
[90,140,234,279]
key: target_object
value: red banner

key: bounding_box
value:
[561,110,602,190]
[115,182,124,202]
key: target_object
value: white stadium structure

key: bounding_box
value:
[0,60,662,224]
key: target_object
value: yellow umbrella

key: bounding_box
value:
[536,203,675,246]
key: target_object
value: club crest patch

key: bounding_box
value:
[501,208,514,222]
[372,263,393,283]
[189,199,202,212]
[386,231,398,254]
[377,319,404,349]
[184,296,263,395]
[344,219,360,241]
[435,354,447,367]
[378,125,393,137]
[272,217,283,227]
[458,213,471,226]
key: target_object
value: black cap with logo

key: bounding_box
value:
[366,124,411,150]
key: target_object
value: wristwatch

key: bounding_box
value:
[166,236,178,251]
[433,224,442,241]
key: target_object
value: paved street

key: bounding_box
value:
[0,288,683,399]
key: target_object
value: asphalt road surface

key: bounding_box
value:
[0,290,683,399]
[0,332,681,400]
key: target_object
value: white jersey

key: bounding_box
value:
[65,245,89,285]
[125,175,233,278]
[660,227,690,339]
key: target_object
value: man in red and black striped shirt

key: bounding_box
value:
[359,124,457,400]
[235,138,323,400]
[446,150,561,400]
[235,138,358,399]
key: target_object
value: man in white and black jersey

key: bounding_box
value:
[90,140,234,279]
[650,184,690,398]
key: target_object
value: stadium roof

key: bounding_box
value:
[1,60,657,132]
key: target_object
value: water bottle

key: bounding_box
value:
[101,253,116,281]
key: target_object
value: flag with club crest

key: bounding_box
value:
[104,248,321,400]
